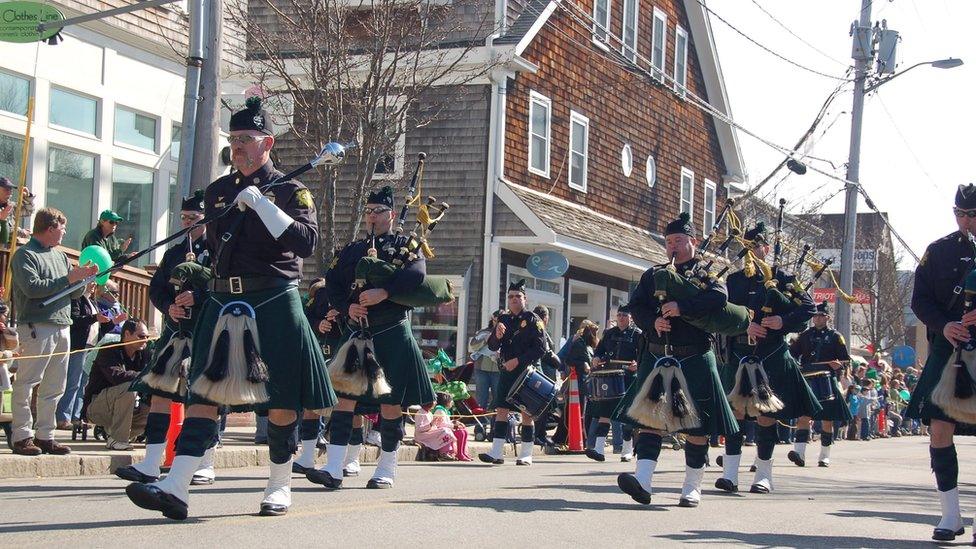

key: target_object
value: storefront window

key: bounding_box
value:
[412,299,460,364]
[47,147,94,250]
[112,163,154,266]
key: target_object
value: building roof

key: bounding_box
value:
[504,181,669,267]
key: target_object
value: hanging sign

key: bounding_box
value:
[526,250,569,280]
[0,2,64,44]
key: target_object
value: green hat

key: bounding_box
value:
[98,209,124,222]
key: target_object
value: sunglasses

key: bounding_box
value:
[954,207,976,218]
[228,135,268,145]
[363,206,392,215]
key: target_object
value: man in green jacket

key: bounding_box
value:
[81,209,131,261]
[9,207,99,456]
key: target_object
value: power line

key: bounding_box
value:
[749,0,850,67]
[693,0,852,82]
[873,92,940,191]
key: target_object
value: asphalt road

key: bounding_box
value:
[1,435,973,548]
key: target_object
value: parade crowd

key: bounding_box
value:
[2,95,976,546]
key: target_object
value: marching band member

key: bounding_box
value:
[716,222,820,495]
[124,97,336,519]
[789,301,852,468]
[118,191,215,486]
[478,279,547,466]
[308,186,435,490]
[588,306,641,462]
[615,213,739,507]
[906,184,976,542]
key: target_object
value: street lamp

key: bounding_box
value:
[863,57,964,93]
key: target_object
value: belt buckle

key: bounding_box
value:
[229,276,243,295]
[954,285,963,295]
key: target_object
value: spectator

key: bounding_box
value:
[81,209,131,261]
[95,281,128,341]
[9,207,99,456]
[533,305,558,446]
[0,176,16,248]
[414,392,470,461]
[844,384,860,440]
[469,309,503,411]
[82,319,150,450]
[857,380,878,441]
[54,282,99,430]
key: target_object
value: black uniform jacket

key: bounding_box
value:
[148,235,208,316]
[789,327,850,373]
[204,161,317,280]
[912,230,976,336]
[487,309,546,369]
[726,267,815,337]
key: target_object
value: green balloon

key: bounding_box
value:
[79,245,112,285]
[900,389,911,401]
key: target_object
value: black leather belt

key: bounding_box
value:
[209,276,293,295]
[730,335,785,347]
[646,342,709,357]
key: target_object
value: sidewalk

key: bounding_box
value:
[0,419,543,479]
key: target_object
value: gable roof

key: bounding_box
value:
[493,0,746,187]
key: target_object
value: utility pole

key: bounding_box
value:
[837,0,874,346]
[189,0,223,193]
[175,0,205,202]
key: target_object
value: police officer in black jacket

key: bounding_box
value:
[906,183,976,542]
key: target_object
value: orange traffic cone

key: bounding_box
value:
[164,402,184,467]
[877,408,886,436]
[567,370,584,452]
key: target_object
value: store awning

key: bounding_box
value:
[495,180,668,274]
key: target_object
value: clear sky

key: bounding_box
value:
[708,0,975,267]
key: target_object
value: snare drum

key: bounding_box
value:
[586,369,627,401]
[803,370,836,402]
[506,366,556,417]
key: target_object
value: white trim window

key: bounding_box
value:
[621,0,639,62]
[680,167,694,217]
[369,101,406,180]
[703,178,717,236]
[528,90,551,178]
[674,25,689,96]
[621,144,633,177]
[592,0,611,49]
[0,70,30,117]
[645,154,656,187]
[568,110,589,192]
[651,8,668,82]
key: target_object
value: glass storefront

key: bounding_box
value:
[46,147,95,249]
[112,163,154,266]
[411,276,464,365]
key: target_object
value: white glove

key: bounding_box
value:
[235,186,293,239]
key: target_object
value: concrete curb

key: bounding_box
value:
[0,440,551,480]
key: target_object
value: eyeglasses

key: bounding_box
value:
[133,333,149,339]
[363,206,392,215]
[954,207,976,218]
[227,135,268,145]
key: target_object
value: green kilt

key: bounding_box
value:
[728,340,823,421]
[803,368,853,422]
[493,365,521,410]
[613,349,740,437]
[587,370,636,418]
[906,335,976,435]
[186,285,337,413]
[130,321,187,402]
[334,317,435,407]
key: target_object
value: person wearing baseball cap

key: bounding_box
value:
[81,209,131,261]
[0,177,15,247]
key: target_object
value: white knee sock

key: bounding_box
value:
[722,453,741,485]
[490,437,505,459]
[194,447,216,480]
[154,454,202,504]
[295,439,317,468]
[372,450,397,483]
[343,444,362,474]
[319,444,346,478]
[593,436,606,456]
[937,488,963,531]
[262,459,292,508]
[134,443,166,477]
[634,459,657,493]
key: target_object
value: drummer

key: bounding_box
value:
[478,279,547,466]
[588,305,641,462]
[789,301,852,468]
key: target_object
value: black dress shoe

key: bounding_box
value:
[585,448,606,462]
[787,450,805,467]
[716,455,723,467]
[366,478,393,489]
[931,526,964,541]
[749,483,770,494]
[714,478,737,493]
[305,469,342,490]
[259,503,288,516]
[114,465,158,484]
[190,474,215,486]
[478,453,504,465]
[617,473,651,505]
[818,460,829,468]
[677,497,699,508]
[125,483,188,521]
[292,462,312,475]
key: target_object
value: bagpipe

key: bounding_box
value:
[649,200,752,337]
[330,153,453,398]
[932,267,976,423]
